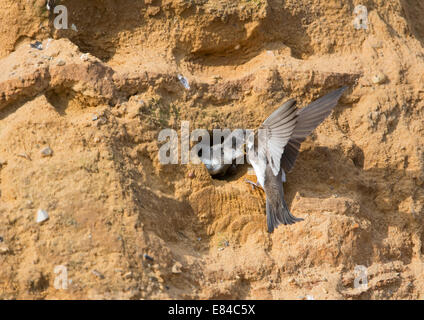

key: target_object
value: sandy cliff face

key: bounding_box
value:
[0,0,423,299]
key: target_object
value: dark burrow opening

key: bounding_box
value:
[196,131,250,181]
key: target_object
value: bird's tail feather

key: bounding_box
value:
[266,197,303,233]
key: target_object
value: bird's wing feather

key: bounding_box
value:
[281,87,347,172]
[259,99,298,176]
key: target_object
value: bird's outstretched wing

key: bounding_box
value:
[281,87,347,173]
[259,99,298,176]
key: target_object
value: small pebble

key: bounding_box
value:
[143,253,154,261]
[71,24,78,32]
[372,72,387,84]
[92,115,98,121]
[172,262,183,274]
[41,147,53,157]
[36,209,49,223]
[188,171,195,179]
[177,74,190,90]
[0,236,3,243]
[56,59,66,66]
[80,53,89,61]
[30,41,43,50]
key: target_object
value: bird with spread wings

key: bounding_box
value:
[246,87,347,232]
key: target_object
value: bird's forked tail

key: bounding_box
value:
[266,196,303,233]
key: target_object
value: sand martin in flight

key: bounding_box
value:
[246,87,347,233]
